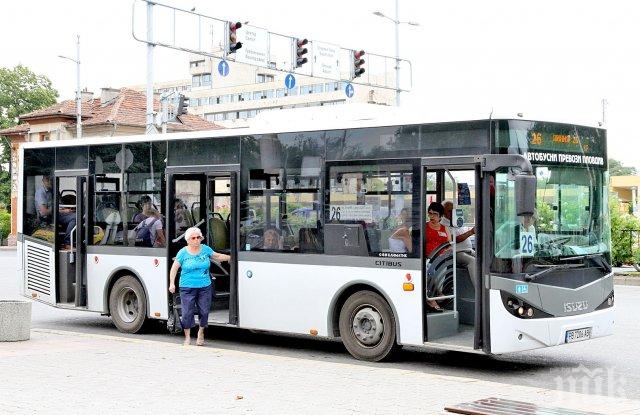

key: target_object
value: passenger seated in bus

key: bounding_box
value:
[388,208,412,253]
[34,176,53,225]
[425,202,450,312]
[174,199,192,231]
[134,206,166,247]
[441,201,476,289]
[132,195,153,224]
[262,227,283,250]
[58,194,76,249]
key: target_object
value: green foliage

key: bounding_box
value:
[608,158,637,176]
[536,200,555,232]
[0,65,58,210]
[0,170,9,209]
[609,195,640,266]
[0,210,10,241]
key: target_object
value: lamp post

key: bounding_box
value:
[58,35,82,139]
[373,4,419,107]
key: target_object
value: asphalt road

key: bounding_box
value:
[2,249,637,399]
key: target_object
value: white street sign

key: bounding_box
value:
[312,41,340,79]
[236,25,269,67]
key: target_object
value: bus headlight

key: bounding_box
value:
[501,292,552,319]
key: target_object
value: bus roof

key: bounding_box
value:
[20,104,605,150]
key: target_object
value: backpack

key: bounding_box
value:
[135,217,160,247]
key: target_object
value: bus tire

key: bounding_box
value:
[109,275,147,334]
[339,291,397,362]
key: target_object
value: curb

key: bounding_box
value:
[614,275,640,286]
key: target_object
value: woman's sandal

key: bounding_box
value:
[426,302,444,313]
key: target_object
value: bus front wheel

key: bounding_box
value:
[339,291,397,362]
[109,275,147,334]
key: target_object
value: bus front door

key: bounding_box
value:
[54,174,89,307]
[421,159,482,350]
[167,168,238,326]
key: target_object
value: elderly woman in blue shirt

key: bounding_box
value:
[169,227,230,346]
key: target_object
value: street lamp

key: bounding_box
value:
[373,5,419,107]
[58,35,82,139]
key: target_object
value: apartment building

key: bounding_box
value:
[135,55,395,128]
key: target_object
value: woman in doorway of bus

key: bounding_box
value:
[169,227,231,346]
[425,202,451,312]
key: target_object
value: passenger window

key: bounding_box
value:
[444,170,476,226]
[326,162,418,257]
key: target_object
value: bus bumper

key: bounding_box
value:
[489,289,614,354]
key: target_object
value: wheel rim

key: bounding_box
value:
[351,305,384,347]
[115,286,139,324]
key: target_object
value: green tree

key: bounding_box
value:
[608,158,637,176]
[0,65,58,209]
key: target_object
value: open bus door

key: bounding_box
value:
[54,172,89,307]
[421,157,484,351]
[166,166,239,326]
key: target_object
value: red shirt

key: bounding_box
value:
[425,223,449,256]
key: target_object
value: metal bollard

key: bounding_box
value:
[0,300,32,341]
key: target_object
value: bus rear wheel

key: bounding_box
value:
[109,275,147,334]
[339,291,397,362]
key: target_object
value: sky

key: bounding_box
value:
[2,0,639,170]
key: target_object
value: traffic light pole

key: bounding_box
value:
[146,2,157,134]
[394,0,401,107]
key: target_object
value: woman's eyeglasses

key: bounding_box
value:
[189,236,203,240]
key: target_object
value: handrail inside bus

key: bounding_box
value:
[171,217,206,243]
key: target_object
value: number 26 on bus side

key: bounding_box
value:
[330,206,341,221]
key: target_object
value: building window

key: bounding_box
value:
[192,75,201,87]
[202,74,211,87]
[209,97,216,105]
[239,110,249,119]
[256,74,275,83]
[214,113,225,121]
[313,84,324,94]
[264,90,274,99]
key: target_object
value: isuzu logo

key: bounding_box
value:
[564,300,588,313]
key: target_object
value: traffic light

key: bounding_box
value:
[177,94,189,115]
[295,38,308,67]
[353,50,365,78]
[228,21,243,54]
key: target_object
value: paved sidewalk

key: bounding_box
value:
[1,329,639,414]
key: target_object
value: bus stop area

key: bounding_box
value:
[1,328,639,415]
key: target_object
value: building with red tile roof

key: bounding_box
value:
[0,87,222,244]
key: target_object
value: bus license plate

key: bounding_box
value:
[565,327,592,343]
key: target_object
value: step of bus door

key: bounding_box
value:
[426,310,459,341]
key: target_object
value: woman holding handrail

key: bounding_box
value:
[169,227,230,346]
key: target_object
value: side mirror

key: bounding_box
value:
[515,174,536,216]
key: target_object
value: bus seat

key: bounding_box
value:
[298,228,322,253]
[100,209,121,245]
[209,216,229,250]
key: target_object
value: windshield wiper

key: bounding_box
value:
[560,253,612,273]
[524,263,585,282]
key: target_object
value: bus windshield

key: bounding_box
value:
[492,120,611,276]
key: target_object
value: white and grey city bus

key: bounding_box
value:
[16,113,614,361]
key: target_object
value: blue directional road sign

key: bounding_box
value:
[218,60,230,77]
[345,83,355,98]
[285,74,296,89]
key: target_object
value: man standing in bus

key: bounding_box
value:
[441,201,477,288]
[34,175,53,225]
